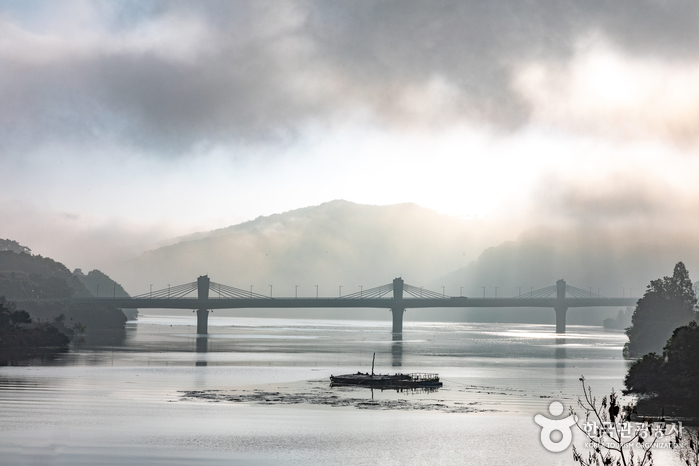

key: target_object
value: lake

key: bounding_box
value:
[0,315,681,465]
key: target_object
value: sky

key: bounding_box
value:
[2,0,699,271]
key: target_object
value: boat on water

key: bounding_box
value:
[330,372,443,389]
[330,353,443,389]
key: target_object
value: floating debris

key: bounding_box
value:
[180,385,490,413]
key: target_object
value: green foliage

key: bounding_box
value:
[0,297,69,349]
[73,269,129,298]
[603,307,633,330]
[624,321,699,411]
[0,297,32,329]
[0,250,91,297]
[624,353,665,395]
[18,300,127,331]
[0,239,31,254]
[10,309,31,326]
[624,262,698,357]
[0,272,75,299]
[73,268,138,320]
[0,245,130,329]
[0,322,70,349]
[72,322,86,335]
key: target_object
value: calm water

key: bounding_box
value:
[0,316,681,465]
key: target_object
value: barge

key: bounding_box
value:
[330,352,442,389]
[330,372,443,389]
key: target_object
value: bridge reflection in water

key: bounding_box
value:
[196,336,208,366]
[392,335,403,367]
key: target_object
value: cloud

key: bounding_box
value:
[515,40,699,146]
[0,198,178,271]
[529,167,699,234]
[3,0,699,158]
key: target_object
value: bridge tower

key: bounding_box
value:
[197,275,210,334]
[391,277,405,334]
[554,279,567,334]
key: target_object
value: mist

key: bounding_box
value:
[4,2,699,464]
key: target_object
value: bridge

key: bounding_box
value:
[69,276,638,334]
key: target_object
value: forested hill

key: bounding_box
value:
[73,269,130,299]
[73,269,137,320]
[0,250,91,298]
[0,240,131,330]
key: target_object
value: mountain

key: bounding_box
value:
[111,200,500,298]
[0,242,130,330]
[73,269,137,320]
[108,200,699,326]
[0,250,91,298]
[436,227,699,324]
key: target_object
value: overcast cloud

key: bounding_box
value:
[3,0,699,157]
[1,0,698,275]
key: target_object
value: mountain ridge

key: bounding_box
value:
[111,200,499,297]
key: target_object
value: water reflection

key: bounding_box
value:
[555,337,566,363]
[75,329,127,349]
[196,336,208,367]
[555,337,566,385]
[0,348,65,367]
[392,334,403,367]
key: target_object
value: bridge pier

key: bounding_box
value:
[196,275,210,334]
[391,308,405,334]
[392,277,404,334]
[197,309,209,335]
[554,306,567,334]
[554,279,567,333]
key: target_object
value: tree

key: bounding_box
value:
[624,320,699,412]
[0,296,33,328]
[0,239,31,254]
[604,307,633,330]
[0,296,69,349]
[673,428,699,466]
[624,262,698,357]
[572,376,659,466]
[623,353,665,395]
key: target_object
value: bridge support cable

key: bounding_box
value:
[403,284,448,299]
[208,282,271,299]
[512,280,608,333]
[340,283,394,299]
[562,285,606,299]
[132,282,198,299]
[515,283,607,300]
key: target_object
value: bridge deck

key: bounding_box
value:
[47,297,639,309]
